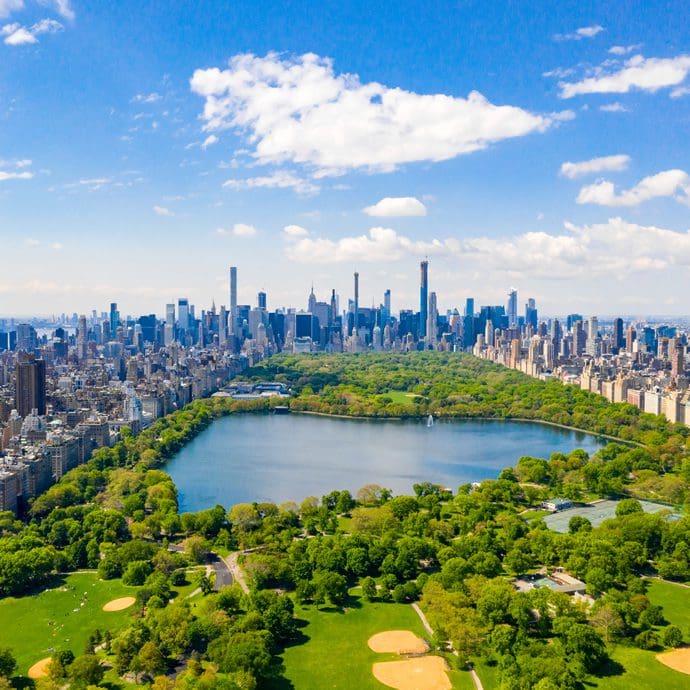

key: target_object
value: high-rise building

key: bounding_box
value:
[586,316,599,357]
[229,267,237,334]
[626,325,636,353]
[165,303,175,345]
[426,291,438,345]
[525,298,538,331]
[353,272,359,335]
[109,302,120,336]
[612,318,624,352]
[178,298,189,333]
[507,288,518,327]
[382,289,391,326]
[258,291,267,310]
[77,315,88,360]
[419,261,428,339]
[15,357,46,417]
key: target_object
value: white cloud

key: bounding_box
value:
[190,52,560,176]
[559,154,630,179]
[2,17,62,45]
[50,242,63,250]
[0,1,22,19]
[560,54,690,98]
[201,134,218,149]
[285,226,449,263]
[0,169,33,181]
[131,92,161,104]
[599,102,628,112]
[554,25,604,41]
[608,44,642,56]
[216,223,257,237]
[671,86,690,98]
[576,169,690,207]
[223,170,319,196]
[363,196,428,217]
[24,238,39,246]
[49,0,74,21]
[283,224,309,238]
[153,205,174,216]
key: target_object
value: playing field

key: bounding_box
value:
[0,572,139,675]
[274,594,474,690]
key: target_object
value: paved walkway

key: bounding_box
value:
[223,551,249,593]
[411,603,484,690]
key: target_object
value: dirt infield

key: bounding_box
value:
[368,630,429,654]
[657,648,690,675]
[372,656,451,690]
[102,596,136,612]
[28,657,52,679]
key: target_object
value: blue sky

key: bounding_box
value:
[2,0,690,317]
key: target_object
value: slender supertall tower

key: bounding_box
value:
[419,260,428,339]
[353,272,359,335]
[229,266,237,334]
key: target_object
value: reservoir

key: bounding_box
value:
[166,414,606,512]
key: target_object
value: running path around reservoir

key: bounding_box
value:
[411,602,484,690]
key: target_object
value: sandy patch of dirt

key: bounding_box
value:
[657,648,690,675]
[28,657,52,679]
[102,596,136,612]
[372,656,451,690]
[368,630,428,654]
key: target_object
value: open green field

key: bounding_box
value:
[0,572,139,675]
[590,645,689,690]
[646,578,690,633]
[379,391,423,406]
[275,594,474,690]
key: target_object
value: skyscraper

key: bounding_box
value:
[77,314,88,360]
[427,291,438,345]
[229,266,237,334]
[353,272,359,335]
[507,288,518,327]
[612,318,624,352]
[165,303,175,345]
[178,298,189,333]
[15,357,46,417]
[258,291,267,310]
[109,302,119,336]
[419,261,428,339]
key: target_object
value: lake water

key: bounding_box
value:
[166,413,606,511]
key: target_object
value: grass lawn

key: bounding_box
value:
[381,391,424,405]
[590,645,690,689]
[275,593,466,690]
[474,659,501,689]
[646,578,690,634]
[0,572,139,676]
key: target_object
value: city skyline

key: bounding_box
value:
[2,1,690,314]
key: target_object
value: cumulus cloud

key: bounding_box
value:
[560,54,690,98]
[576,169,690,207]
[283,224,309,238]
[0,170,33,181]
[201,134,218,149]
[223,170,319,196]
[153,205,174,216]
[599,102,628,112]
[671,86,690,98]
[554,25,604,41]
[559,154,630,179]
[131,92,161,104]
[363,197,427,217]
[190,52,560,176]
[48,0,74,21]
[216,223,257,237]
[0,1,22,19]
[2,17,62,45]
[285,226,449,263]
[608,44,642,56]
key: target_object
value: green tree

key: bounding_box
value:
[0,648,16,678]
[68,654,104,689]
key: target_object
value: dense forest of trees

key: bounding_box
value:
[1,352,690,689]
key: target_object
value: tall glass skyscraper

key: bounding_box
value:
[419,261,428,338]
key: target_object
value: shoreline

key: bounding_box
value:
[289,409,631,445]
